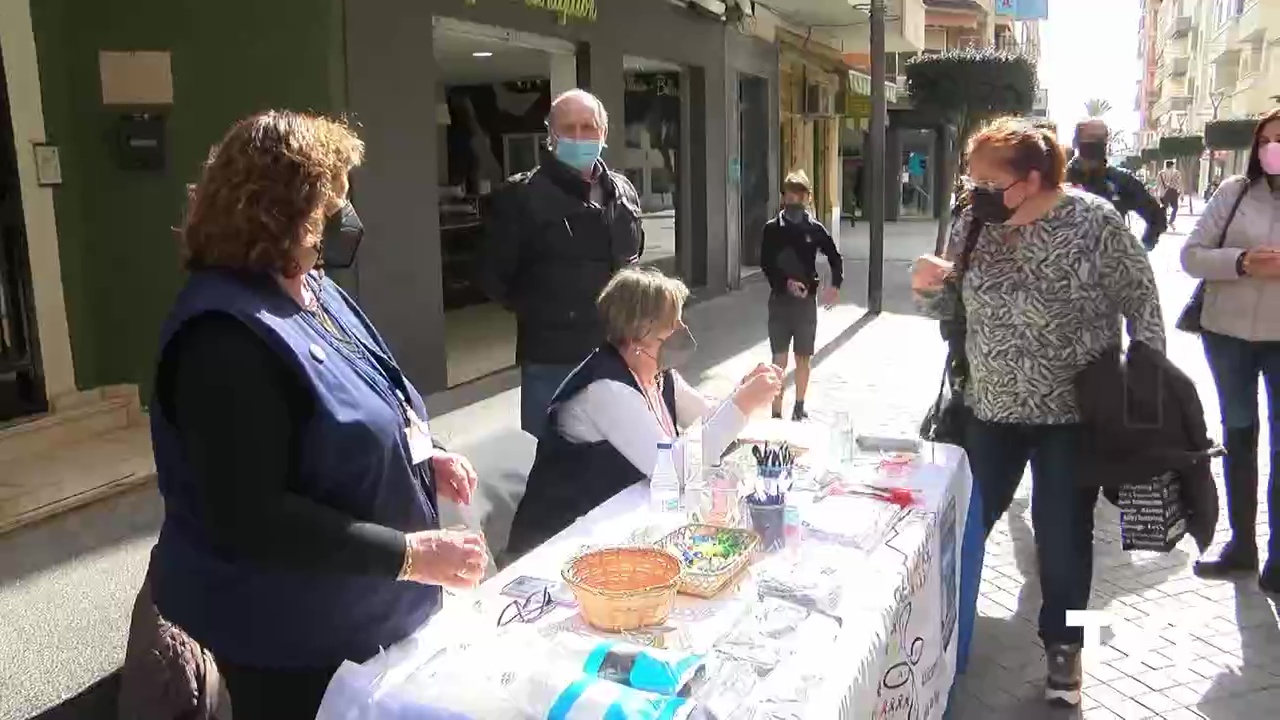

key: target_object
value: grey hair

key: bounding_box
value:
[547,88,609,132]
[597,267,690,346]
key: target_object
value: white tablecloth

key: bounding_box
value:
[316,442,972,720]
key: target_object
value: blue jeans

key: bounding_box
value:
[520,364,576,439]
[1202,331,1280,557]
[1202,331,1280,437]
[964,417,1098,645]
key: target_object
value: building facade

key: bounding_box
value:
[1143,0,1279,186]
[747,0,925,247]
[2,0,782,527]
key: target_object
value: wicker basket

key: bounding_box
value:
[658,524,759,598]
[562,546,683,632]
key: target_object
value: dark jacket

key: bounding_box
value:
[480,158,644,366]
[506,345,676,559]
[150,271,440,667]
[760,211,843,297]
[1074,341,1219,552]
[1065,159,1167,249]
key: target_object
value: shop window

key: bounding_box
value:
[623,56,685,279]
[433,17,574,386]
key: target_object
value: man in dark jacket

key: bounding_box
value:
[760,170,842,421]
[1065,119,1166,250]
[480,89,644,438]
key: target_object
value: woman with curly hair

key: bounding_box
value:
[145,111,487,719]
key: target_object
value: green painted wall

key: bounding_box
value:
[31,0,345,398]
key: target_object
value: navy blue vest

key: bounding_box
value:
[506,345,677,559]
[149,270,440,667]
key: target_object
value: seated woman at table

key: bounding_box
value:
[504,267,783,561]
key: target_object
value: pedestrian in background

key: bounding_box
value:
[913,117,1164,708]
[480,89,645,439]
[1181,108,1280,593]
[1066,118,1166,249]
[760,170,842,421]
[1157,159,1185,225]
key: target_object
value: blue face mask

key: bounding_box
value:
[554,137,603,172]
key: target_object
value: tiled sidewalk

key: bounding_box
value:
[947,224,1280,720]
[948,490,1280,720]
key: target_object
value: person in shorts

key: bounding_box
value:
[760,170,842,421]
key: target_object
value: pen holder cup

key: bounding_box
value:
[747,502,786,553]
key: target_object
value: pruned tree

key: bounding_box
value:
[905,48,1037,250]
[1084,98,1113,117]
[1108,130,1134,157]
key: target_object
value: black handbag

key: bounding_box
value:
[1175,182,1249,333]
[920,217,984,446]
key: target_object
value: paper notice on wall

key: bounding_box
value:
[99,51,173,105]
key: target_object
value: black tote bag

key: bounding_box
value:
[920,217,985,446]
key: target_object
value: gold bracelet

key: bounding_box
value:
[398,536,414,581]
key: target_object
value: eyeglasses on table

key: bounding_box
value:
[496,586,556,628]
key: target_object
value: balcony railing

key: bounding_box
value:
[1166,15,1192,38]
[1152,94,1193,118]
[993,35,1039,58]
[1161,55,1190,77]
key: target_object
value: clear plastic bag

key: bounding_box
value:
[506,657,696,720]
[752,548,850,618]
[554,633,707,696]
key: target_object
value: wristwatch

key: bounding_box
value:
[1236,251,1249,277]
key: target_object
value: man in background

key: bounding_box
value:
[1157,159,1185,226]
[481,89,644,438]
[1065,118,1166,249]
[760,171,842,421]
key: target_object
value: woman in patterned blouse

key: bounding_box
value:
[912,117,1165,709]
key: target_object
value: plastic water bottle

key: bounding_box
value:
[831,411,856,467]
[650,441,682,517]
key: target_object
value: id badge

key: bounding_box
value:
[404,407,435,466]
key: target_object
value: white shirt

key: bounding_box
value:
[557,371,748,479]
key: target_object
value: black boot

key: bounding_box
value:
[1194,426,1260,578]
[1261,448,1280,593]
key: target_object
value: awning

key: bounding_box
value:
[847,69,899,104]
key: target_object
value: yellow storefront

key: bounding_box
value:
[777,28,847,233]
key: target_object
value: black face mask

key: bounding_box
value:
[970,187,1014,224]
[318,201,364,269]
[782,203,806,223]
[1076,141,1107,162]
[656,324,697,370]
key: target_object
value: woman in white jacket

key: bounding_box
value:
[1181,108,1280,591]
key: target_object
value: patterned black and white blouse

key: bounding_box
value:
[918,188,1165,425]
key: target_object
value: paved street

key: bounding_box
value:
[5,212,1280,720]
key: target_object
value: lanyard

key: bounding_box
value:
[631,370,676,439]
[306,278,416,427]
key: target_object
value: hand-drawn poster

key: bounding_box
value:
[870,474,966,720]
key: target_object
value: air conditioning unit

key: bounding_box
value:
[804,82,834,117]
